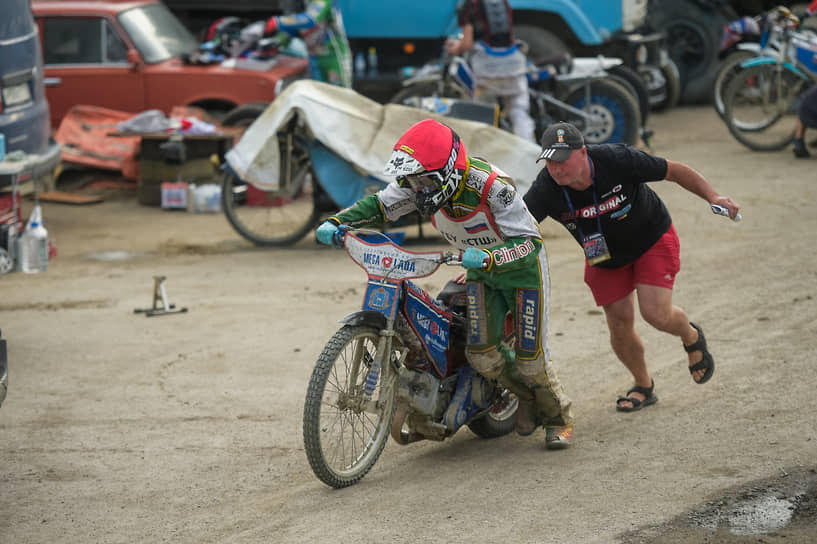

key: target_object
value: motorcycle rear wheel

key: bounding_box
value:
[303,325,399,488]
[221,134,321,246]
[559,79,642,145]
[467,392,518,439]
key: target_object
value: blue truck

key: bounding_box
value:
[339,0,678,109]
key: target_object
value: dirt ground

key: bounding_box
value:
[1,105,816,544]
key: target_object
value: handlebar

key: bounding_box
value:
[336,226,487,268]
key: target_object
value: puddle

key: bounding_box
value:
[84,250,148,261]
[692,493,801,535]
[622,466,817,543]
[727,494,799,535]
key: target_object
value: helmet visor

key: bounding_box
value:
[403,171,444,193]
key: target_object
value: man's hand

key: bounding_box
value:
[316,221,343,247]
[710,196,741,221]
[462,248,489,269]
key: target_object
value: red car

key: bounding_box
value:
[32,0,308,127]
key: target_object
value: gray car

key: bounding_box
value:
[1,0,63,406]
[0,330,6,407]
[0,0,61,188]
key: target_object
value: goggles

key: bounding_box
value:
[402,171,444,193]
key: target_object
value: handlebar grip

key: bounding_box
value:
[333,225,351,247]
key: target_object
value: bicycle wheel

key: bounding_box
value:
[303,325,399,489]
[221,134,321,246]
[722,63,807,151]
[712,50,756,119]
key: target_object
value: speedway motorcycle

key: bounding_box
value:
[390,48,643,146]
[303,227,518,488]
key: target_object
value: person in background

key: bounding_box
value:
[264,0,352,87]
[524,122,740,412]
[315,118,575,448]
[793,84,817,158]
[445,0,535,142]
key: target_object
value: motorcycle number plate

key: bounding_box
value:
[363,281,399,320]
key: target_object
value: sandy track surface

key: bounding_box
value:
[1,105,816,543]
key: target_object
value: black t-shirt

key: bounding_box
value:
[523,144,671,269]
[458,0,513,47]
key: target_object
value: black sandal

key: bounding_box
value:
[684,322,715,385]
[616,378,658,412]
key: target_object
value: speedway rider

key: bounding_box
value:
[264,0,352,87]
[315,118,575,449]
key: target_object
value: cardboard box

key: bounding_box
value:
[161,182,188,209]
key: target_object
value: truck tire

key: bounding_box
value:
[647,1,734,104]
[513,25,569,59]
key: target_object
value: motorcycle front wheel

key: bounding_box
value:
[221,132,321,246]
[303,325,399,488]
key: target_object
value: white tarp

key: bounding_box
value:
[224,80,542,194]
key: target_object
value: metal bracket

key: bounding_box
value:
[134,275,188,317]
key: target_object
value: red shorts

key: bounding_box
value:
[584,224,681,307]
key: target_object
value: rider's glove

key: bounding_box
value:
[316,220,343,247]
[461,248,489,269]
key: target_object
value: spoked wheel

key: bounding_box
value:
[722,63,807,151]
[712,50,757,120]
[303,325,399,488]
[221,132,322,246]
[561,79,642,145]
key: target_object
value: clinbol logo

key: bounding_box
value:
[491,239,535,265]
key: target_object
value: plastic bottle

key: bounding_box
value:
[18,204,48,274]
[367,47,378,77]
[354,51,366,79]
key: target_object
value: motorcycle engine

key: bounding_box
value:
[396,368,456,419]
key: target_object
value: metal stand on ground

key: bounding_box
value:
[134,275,188,317]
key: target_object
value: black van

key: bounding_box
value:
[0,0,61,187]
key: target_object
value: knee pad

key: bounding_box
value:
[465,348,504,379]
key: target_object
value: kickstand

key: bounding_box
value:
[134,276,188,317]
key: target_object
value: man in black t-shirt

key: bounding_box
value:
[524,122,741,412]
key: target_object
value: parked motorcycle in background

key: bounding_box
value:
[390,48,643,146]
[303,228,518,488]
